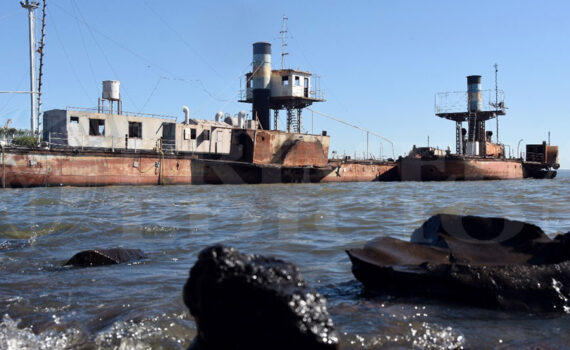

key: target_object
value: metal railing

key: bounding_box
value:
[238,74,326,101]
[47,131,177,153]
[66,106,178,121]
[435,89,505,114]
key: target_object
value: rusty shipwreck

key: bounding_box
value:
[399,74,559,181]
[1,42,398,188]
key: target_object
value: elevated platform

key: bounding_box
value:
[436,110,505,122]
[238,96,325,110]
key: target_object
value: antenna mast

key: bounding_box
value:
[36,0,47,143]
[20,0,40,141]
[494,63,499,144]
[280,15,288,70]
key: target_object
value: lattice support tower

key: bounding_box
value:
[296,108,302,133]
[286,109,294,133]
[456,121,462,154]
[273,110,279,130]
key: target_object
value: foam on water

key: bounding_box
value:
[0,314,82,350]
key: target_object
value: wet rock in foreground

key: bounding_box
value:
[347,214,570,312]
[184,244,339,350]
[64,248,145,267]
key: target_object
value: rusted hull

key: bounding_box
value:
[321,161,399,182]
[1,149,192,188]
[523,162,558,179]
[190,159,399,184]
[399,157,525,181]
[0,148,398,188]
[190,159,334,184]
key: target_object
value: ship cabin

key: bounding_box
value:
[243,69,323,105]
[270,69,312,100]
[42,108,233,156]
[41,78,331,168]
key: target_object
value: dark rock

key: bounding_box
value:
[347,214,570,312]
[64,248,145,267]
[184,244,339,350]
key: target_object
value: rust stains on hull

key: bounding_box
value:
[2,149,192,187]
[322,161,399,182]
[399,157,525,181]
[1,148,398,187]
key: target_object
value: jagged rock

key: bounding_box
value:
[347,214,570,312]
[64,248,145,267]
[184,245,339,350]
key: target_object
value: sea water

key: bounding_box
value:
[1,171,569,349]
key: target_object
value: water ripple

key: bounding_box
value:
[0,171,569,348]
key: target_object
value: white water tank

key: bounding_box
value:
[102,80,120,101]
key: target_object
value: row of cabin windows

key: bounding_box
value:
[83,117,142,138]
[281,76,309,87]
[246,75,309,88]
[78,117,209,141]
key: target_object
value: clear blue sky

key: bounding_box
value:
[1,0,568,167]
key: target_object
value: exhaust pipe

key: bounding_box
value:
[182,105,190,124]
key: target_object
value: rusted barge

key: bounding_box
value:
[1,40,399,188]
[0,143,398,188]
[0,43,558,187]
[398,75,559,181]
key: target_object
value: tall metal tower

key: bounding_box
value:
[20,1,40,138]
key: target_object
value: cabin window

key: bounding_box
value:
[294,76,300,86]
[89,119,105,136]
[202,129,210,141]
[184,128,197,140]
[70,116,79,123]
[304,77,309,88]
[282,76,289,86]
[128,122,142,138]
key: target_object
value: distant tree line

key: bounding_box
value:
[1,128,37,148]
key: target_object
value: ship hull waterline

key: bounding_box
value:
[0,148,399,188]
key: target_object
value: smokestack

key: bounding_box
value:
[252,42,271,130]
[467,75,482,113]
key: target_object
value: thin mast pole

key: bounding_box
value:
[36,0,47,143]
[21,1,40,138]
[280,15,288,70]
[494,63,499,144]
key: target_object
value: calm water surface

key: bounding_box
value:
[1,171,569,349]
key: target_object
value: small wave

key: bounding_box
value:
[0,314,83,350]
[142,225,179,233]
[0,240,30,251]
[94,313,192,349]
[339,322,465,349]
